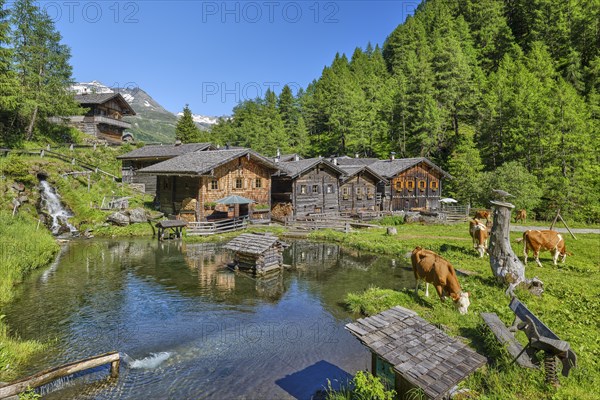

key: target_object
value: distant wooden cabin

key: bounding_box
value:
[138,149,279,222]
[334,159,386,213]
[369,156,452,211]
[69,93,136,143]
[117,142,214,196]
[224,233,288,275]
[271,158,345,217]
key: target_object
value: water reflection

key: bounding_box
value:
[2,239,412,399]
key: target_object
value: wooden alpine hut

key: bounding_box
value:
[223,233,288,275]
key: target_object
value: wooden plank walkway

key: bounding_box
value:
[0,352,120,399]
[480,312,538,369]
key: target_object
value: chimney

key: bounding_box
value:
[294,154,300,162]
[275,148,281,163]
[174,140,182,146]
[390,152,396,161]
[333,157,338,166]
[355,152,359,159]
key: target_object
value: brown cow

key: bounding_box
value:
[518,230,571,267]
[469,219,489,258]
[474,210,490,221]
[515,209,527,223]
[411,247,471,314]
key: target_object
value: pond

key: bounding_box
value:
[3,239,413,399]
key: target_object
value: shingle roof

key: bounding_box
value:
[334,157,379,167]
[137,149,279,175]
[74,93,136,115]
[369,157,452,179]
[278,154,303,162]
[338,165,387,183]
[346,306,486,400]
[117,143,214,160]
[276,158,345,179]
[223,233,288,255]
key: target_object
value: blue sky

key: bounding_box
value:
[47,1,419,116]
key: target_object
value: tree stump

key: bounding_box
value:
[489,200,543,296]
[386,227,397,235]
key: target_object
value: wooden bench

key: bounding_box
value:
[482,297,577,385]
[155,220,187,241]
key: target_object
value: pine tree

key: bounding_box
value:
[0,0,19,140]
[175,104,203,143]
[10,0,79,140]
[445,126,484,206]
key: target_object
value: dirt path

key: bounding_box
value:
[510,225,600,234]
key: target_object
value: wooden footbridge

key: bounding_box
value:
[0,352,120,399]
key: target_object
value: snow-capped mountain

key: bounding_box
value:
[72,81,224,143]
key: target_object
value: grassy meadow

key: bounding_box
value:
[310,224,599,400]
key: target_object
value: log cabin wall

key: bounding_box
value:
[156,175,201,218]
[122,159,167,196]
[389,163,442,211]
[198,156,272,220]
[339,173,378,212]
[293,166,340,216]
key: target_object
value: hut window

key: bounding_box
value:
[342,187,349,199]
[255,178,262,188]
[418,180,426,191]
[394,180,403,191]
[367,187,374,199]
[356,187,362,195]
[300,185,307,194]
[430,180,439,190]
[210,179,218,190]
[235,178,243,189]
[312,185,319,194]
[406,180,415,191]
[326,184,333,194]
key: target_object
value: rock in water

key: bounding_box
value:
[108,212,130,226]
[128,208,148,223]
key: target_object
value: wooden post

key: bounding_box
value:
[489,200,543,296]
[557,213,577,240]
[110,359,120,378]
[549,209,560,230]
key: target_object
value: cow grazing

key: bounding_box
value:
[519,230,571,267]
[474,210,490,222]
[515,209,527,223]
[411,247,470,314]
[469,219,489,257]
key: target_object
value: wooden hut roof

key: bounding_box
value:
[276,158,345,179]
[346,306,486,400]
[338,165,387,184]
[74,93,136,116]
[278,153,303,162]
[117,142,214,160]
[223,233,288,255]
[368,157,452,180]
[334,157,380,166]
[137,149,279,176]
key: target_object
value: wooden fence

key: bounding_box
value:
[187,216,249,236]
[0,352,120,399]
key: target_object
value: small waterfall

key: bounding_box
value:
[39,180,78,235]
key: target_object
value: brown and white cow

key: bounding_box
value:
[474,210,490,222]
[519,230,571,267]
[411,247,471,314]
[469,219,489,258]
[515,209,527,223]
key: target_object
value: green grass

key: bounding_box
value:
[0,212,57,381]
[311,224,600,400]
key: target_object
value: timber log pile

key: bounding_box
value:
[271,202,293,219]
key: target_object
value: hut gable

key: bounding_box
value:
[338,165,386,212]
[224,233,288,275]
[272,158,344,216]
[369,157,452,211]
[346,306,486,399]
[138,149,279,221]
[66,92,136,143]
[118,142,215,196]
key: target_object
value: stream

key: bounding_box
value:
[2,239,413,399]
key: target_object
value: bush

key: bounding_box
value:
[326,371,396,400]
[377,215,405,226]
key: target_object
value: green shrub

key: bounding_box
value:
[377,215,405,226]
[326,371,396,400]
